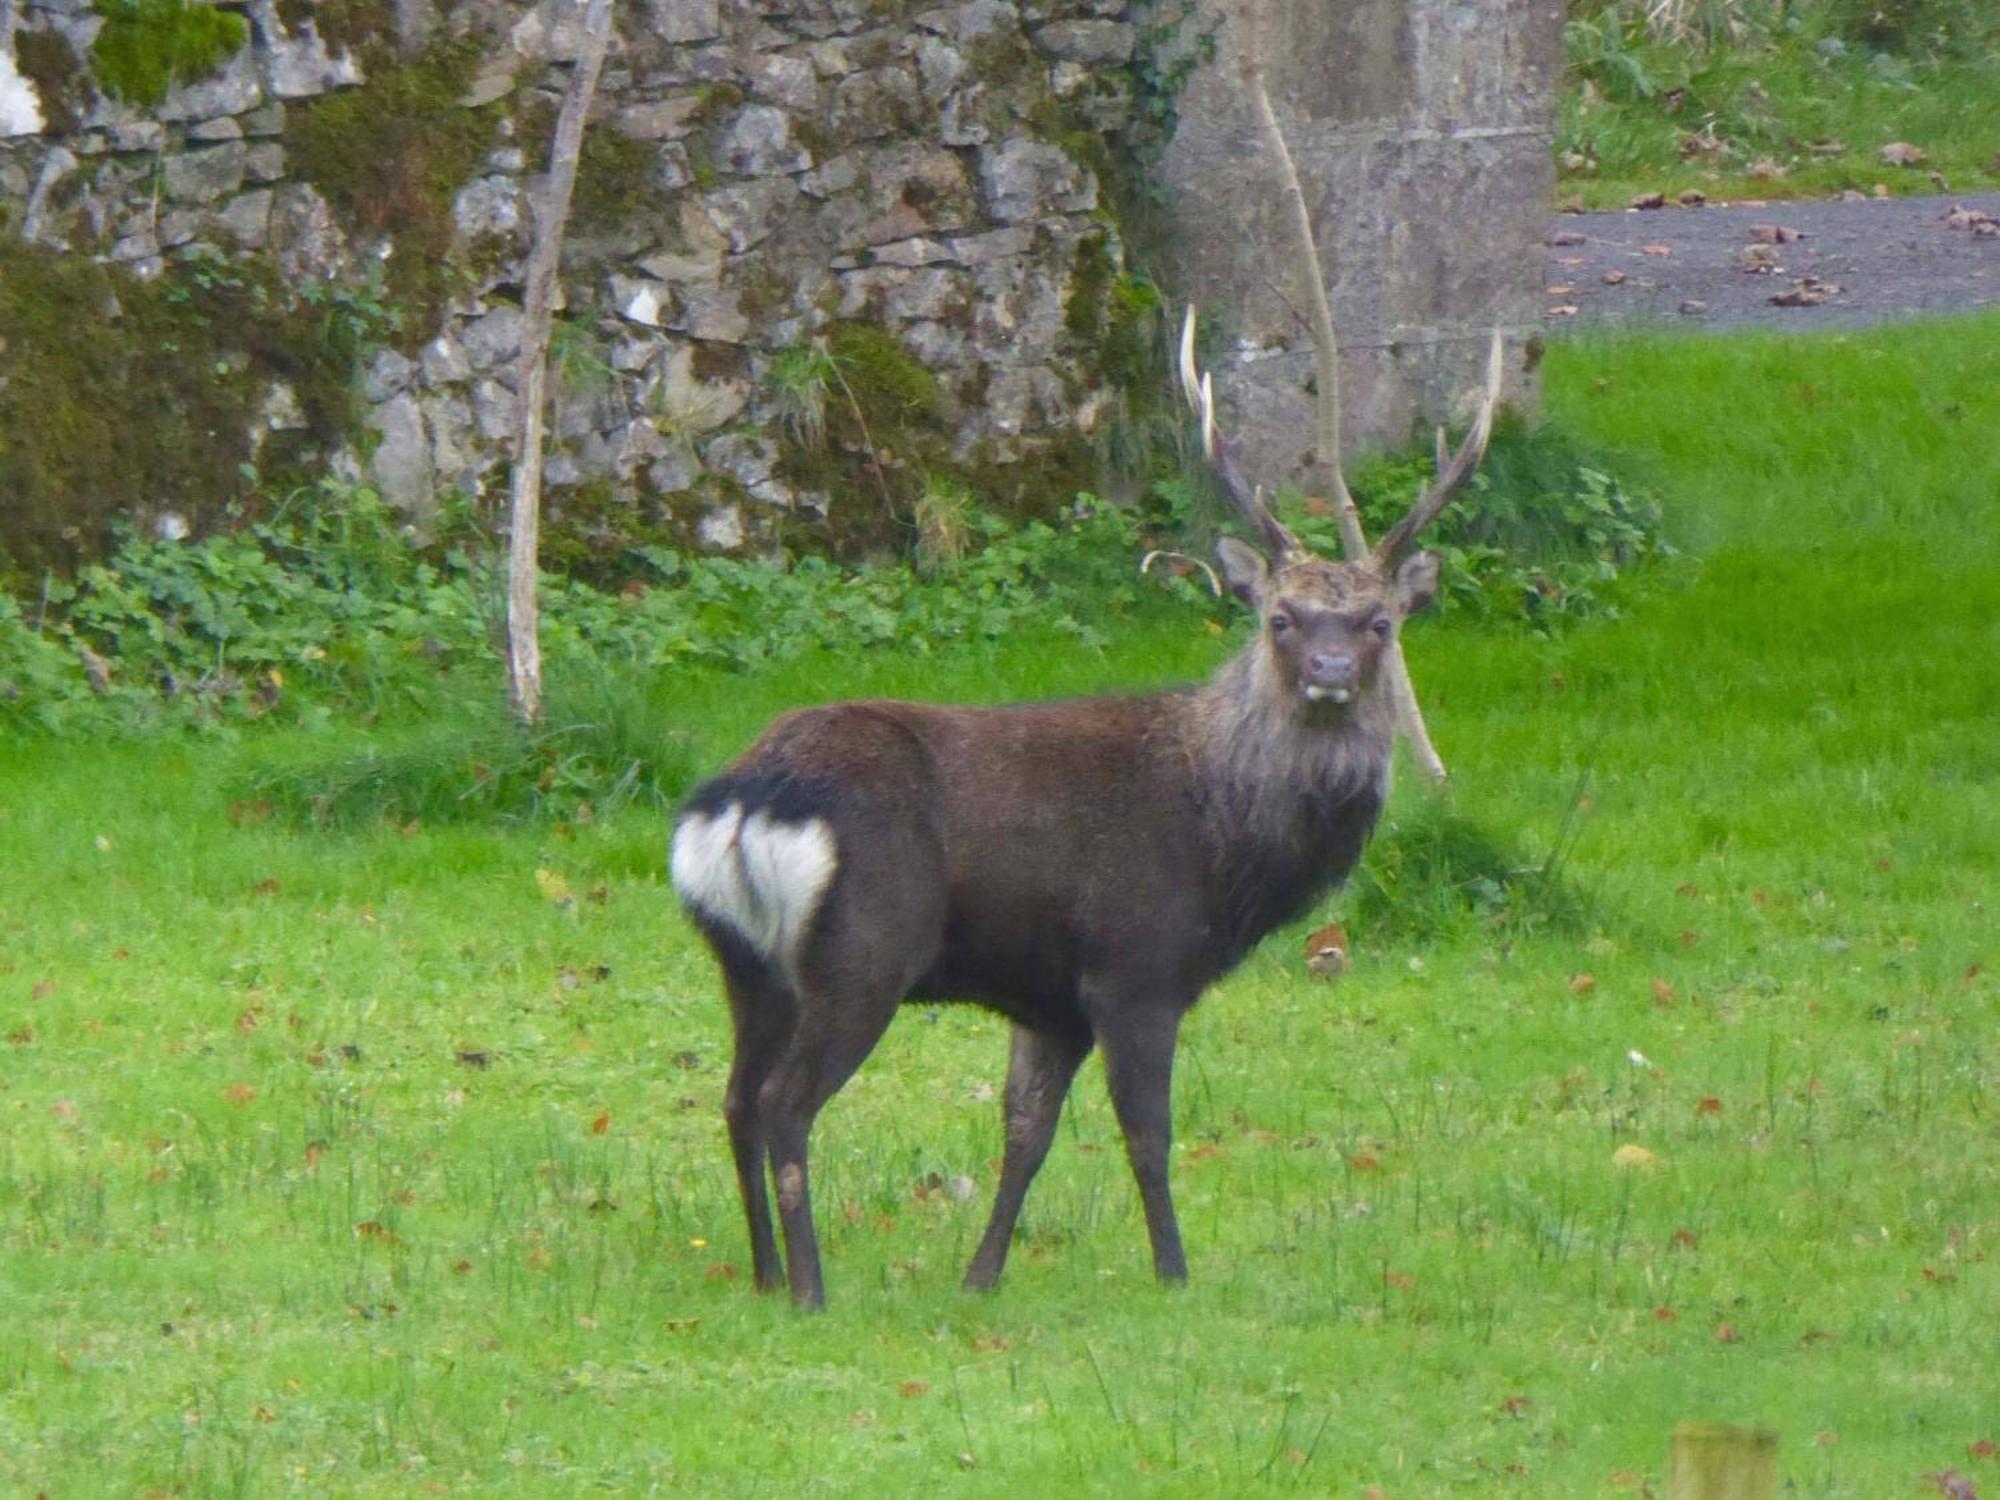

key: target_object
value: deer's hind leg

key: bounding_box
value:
[719,948,796,1293]
[757,858,946,1309]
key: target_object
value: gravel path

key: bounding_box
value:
[1544,190,2000,331]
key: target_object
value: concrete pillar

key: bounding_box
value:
[1153,0,1560,488]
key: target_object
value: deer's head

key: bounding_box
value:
[1178,308,1501,718]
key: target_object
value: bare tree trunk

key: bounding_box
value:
[1237,0,1451,785]
[506,0,615,726]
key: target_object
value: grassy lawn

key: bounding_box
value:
[3,316,1998,1495]
[1561,10,2000,207]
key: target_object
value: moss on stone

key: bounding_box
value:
[288,39,495,345]
[273,0,397,72]
[0,238,363,581]
[1064,229,1116,341]
[538,478,686,587]
[824,320,940,427]
[14,29,86,134]
[89,0,249,109]
[516,95,665,231]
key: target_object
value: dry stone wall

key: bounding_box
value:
[0,0,1557,559]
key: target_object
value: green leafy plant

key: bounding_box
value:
[1275,421,1674,629]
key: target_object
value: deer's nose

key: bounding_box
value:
[1307,652,1356,688]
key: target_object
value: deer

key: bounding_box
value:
[670,312,1505,1307]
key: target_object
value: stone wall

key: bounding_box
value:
[0,0,1558,561]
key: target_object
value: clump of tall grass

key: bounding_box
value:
[1342,788,1593,947]
[240,672,697,829]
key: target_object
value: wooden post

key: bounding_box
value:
[1667,1422,1778,1500]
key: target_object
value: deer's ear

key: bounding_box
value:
[1215,537,1270,609]
[1394,550,1441,615]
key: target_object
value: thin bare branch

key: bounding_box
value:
[506,0,616,726]
[1238,0,1366,561]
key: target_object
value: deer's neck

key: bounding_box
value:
[1190,648,1394,829]
[1181,648,1393,952]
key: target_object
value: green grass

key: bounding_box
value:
[1562,13,2000,206]
[4,317,1999,1494]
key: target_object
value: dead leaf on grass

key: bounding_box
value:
[1880,141,1928,166]
[1630,191,1667,210]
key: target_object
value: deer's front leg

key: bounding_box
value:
[964,1023,1092,1291]
[1091,991,1189,1283]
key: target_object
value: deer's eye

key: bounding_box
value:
[1370,616,1393,639]
[1269,613,1292,636]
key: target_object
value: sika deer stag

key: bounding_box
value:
[671,316,1504,1306]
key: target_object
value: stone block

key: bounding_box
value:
[163,142,246,204]
[977,138,1095,223]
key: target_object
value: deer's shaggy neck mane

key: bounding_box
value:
[1186,645,1395,853]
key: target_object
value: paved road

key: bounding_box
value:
[1544,191,2000,331]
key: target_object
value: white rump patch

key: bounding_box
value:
[671,802,838,967]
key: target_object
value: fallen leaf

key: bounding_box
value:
[1677,188,1707,206]
[224,1083,258,1105]
[1749,156,1787,180]
[1771,276,1841,307]
[899,1380,931,1398]
[1546,283,1578,296]
[1548,230,1587,247]
[1652,1305,1677,1321]
[1923,1470,1978,1500]
[1651,978,1676,1006]
[1547,304,1580,317]
[1880,141,1928,166]
[1612,1143,1658,1172]
[1569,972,1597,995]
[1678,300,1709,316]
[1672,1228,1700,1249]
[1602,269,1627,285]
[1305,920,1349,980]
[591,1111,611,1136]
[1630,191,1667,210]
[1714,1322,1741,1343]
[1696,1096,1723,1117]
[1640,243,1673,256]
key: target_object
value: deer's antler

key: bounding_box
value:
[1178,306,1308,564]
[1372,329,1506,567]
